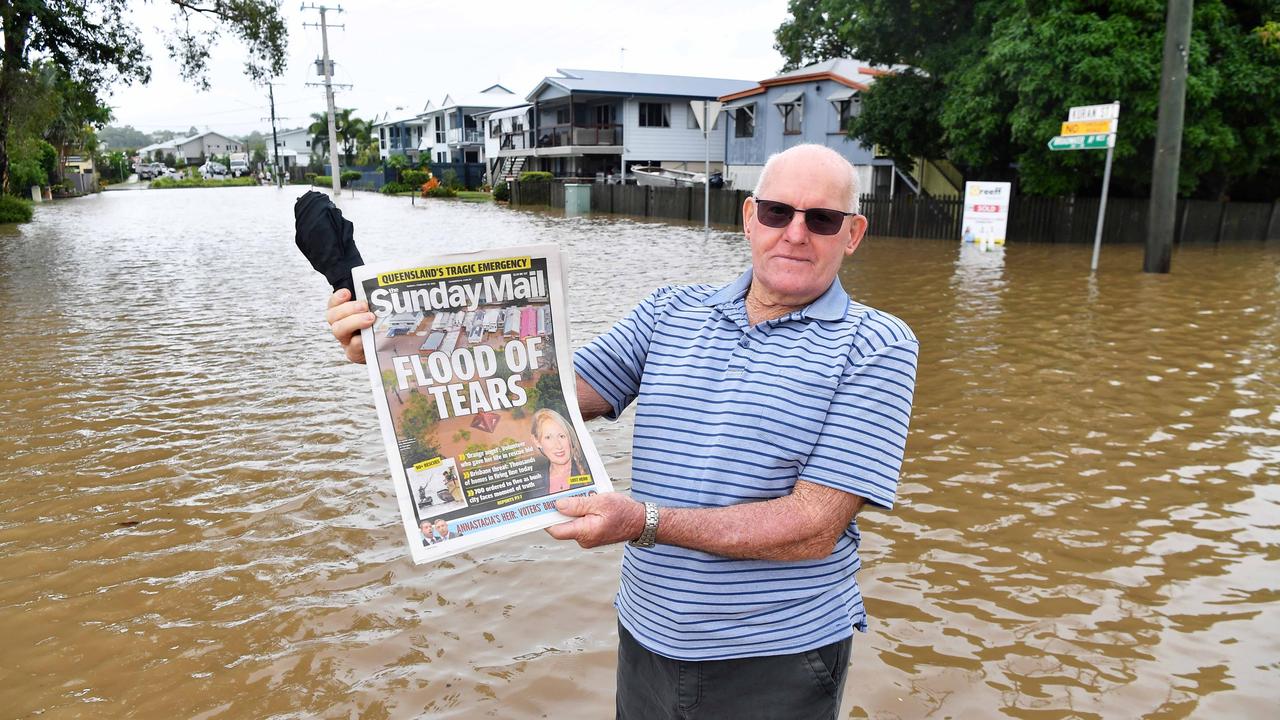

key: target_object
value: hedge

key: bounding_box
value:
[149,176,257,189]
[0,194,34,224]
[518,171,553,183]
[401,169,431,186]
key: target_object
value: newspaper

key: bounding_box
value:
[353,244,611,563]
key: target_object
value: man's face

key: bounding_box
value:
[743,152,867,308]
[434,520,449,536]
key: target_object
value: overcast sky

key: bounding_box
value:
[106,0,793,136]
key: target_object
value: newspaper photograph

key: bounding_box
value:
[352,244,611,563]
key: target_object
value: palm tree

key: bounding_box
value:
[309,108,373,166]
[307,111,331,161]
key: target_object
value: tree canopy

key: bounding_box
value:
[776,0,1280,199]
[0,1,288,193]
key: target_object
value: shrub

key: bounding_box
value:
[149,176,258,189]
[380,181,414,194]
[425,185,457,198]
[340,170,362,186]
[0,194,34,224]
[492,181,510,202]
[305,172,317,183]
[313,175,332,186]
[401,169,431,186]
[441,168,462,190]
[518,171,553,183]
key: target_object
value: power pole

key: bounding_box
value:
[265,83,284,187]
[302,4,345,196]
[1144,0,1194,274]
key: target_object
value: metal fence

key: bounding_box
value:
[861,193,1280,244]
[510,181,1280,244]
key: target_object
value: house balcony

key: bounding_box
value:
[446,128,484,146]
[497,124,623,157]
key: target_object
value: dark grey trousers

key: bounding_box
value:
[615,623,852,720]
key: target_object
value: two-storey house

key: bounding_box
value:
[488,68,755,181]
[373,105,429,164]
[720,59,906,196]
[273,127,316,169]
[417,85,518,165]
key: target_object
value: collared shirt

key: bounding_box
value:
[573,269,919,660]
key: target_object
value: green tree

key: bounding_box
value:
[400,391,441,458]
[381,368,404,405]
[776,0,1280,198]
[0,1,287,194]
[308,108,373,166]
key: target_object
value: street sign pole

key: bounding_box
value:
[704,101,710,240]
[1091,137,1116,273]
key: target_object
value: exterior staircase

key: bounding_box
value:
[499,156,526,181]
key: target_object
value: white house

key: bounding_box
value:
[487,68,755,181]
[174,131,243,163]
[137,131,242,165]
[417,84,518,165]
[372,105,429,163]
[273,127,316,168]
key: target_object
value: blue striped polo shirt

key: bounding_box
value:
[573,268,919,661]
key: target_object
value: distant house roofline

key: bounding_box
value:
[717,60,903,102]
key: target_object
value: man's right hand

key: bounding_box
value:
[325,288,374,364]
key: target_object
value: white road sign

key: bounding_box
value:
[1068,103,1121,122]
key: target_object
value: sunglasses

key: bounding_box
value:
[751,196,854,236]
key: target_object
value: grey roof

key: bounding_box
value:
[767,58,908,87]
[529,68,755,101]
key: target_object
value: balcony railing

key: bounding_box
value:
[446,128,484,145]
[501,123,623,151]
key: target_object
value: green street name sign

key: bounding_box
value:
[1048,133,1112,151]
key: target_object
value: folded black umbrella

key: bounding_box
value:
[293,190,364,297]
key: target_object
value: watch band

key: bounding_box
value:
[629,502,659,548]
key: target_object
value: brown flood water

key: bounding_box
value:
[1,187,1277,719]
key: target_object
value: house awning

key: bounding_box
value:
[722,99,755,114]
[772,89,804,106]
[487,105,531,121]
[826,87,858,102]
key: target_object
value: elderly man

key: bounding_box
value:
[325,144,918,718]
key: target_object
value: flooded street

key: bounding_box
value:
[1,186,1277,719]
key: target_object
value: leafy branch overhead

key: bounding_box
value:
[0,1,289,193]
[165,0,288,90]
[775,0,1280,199]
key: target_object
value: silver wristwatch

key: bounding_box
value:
[629,502,659,548]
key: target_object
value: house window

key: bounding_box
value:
[734,104,755,138]
[687,108,700,129]
[595,105,615,125]
[836,95,860,131]
[639,103,670,128]
[782,103,802,135]
[490,120,500,138]
[305,140,311,147]
[555,107,570,125]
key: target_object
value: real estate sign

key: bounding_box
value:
[960,181,1012,246]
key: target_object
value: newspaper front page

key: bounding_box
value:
[353,245,611,563]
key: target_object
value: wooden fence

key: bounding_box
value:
[511,181,1280,244]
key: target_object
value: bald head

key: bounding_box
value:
[753,144,859,213]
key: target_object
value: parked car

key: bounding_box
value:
[199,161,228,178]
[139,162,169,180]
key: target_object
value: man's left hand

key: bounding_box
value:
[546,494,647,548]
